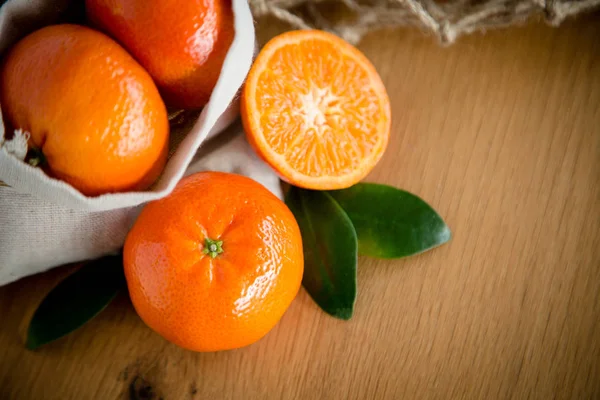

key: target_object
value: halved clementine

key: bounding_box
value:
[242,30,391,190]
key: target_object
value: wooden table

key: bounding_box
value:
[1,15,599,400]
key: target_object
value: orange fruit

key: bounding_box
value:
[86,0,234,109]
[0,24,169,196]
[123,172,304,352]
[241,30,391,190]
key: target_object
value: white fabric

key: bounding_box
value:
[0,0,282,286]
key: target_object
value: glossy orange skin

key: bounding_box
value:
[0,24,169,196]
[86,0,234,109]
[123,172,304,352]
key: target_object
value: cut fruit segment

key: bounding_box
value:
[242,30,391,190]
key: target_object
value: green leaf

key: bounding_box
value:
[286,187,358,320]
[329,183,451,259]
[26,254,125,350]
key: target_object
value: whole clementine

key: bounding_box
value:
[0,24,169,196]
[123,172,304,352]
[86,0,234,109]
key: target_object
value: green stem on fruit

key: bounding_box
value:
[202,237,224,258]
[27,148,46,167]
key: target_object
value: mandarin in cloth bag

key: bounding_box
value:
[0,0,281,286]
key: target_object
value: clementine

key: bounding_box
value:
[86,0,235,109]
[241,30,391,190]
[0,24,169,196]
[123,172,304,352]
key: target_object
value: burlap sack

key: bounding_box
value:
[249,0,600,45]
[0,0,281,286]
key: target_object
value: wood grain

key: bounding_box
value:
[1,16,599,400]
